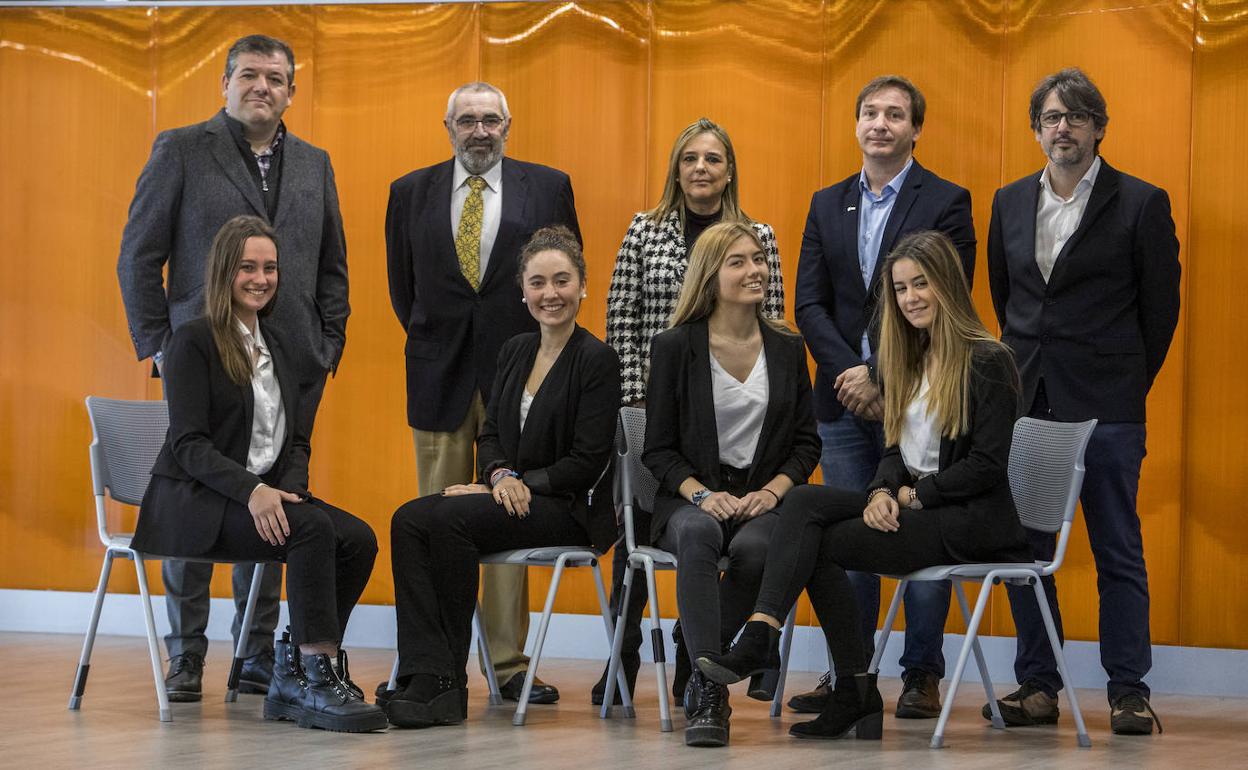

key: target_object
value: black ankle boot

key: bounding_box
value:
[296,652,389,733]
[262,630,305,722]
[333,649,364,700]
[789,672,884,740]
[387,672,464,728]
[696,620,780,686]
[591,652,640,706]
[673,622,692,705]
[685,670,732,747]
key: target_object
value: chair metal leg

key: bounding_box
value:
[930,575,994,749]
[387,654,400,691]
[69,550,116,711]
[643,558,671,732]
[512,556,567,726]
[591,559,634,717]
[134,554,171,722]
[770,604,797,717]
[869,578,906,673]
[954,581,1003,729]
[225,563,264,703]
[1032,579,1091,748]
[474,601,502,704]
[600,562,636,719]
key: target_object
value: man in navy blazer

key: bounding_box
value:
[385,81,580,703]
[791,75,976,718]
[116,35,349,703]
[986,68,1179,736]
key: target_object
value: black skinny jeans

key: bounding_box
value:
[753,484,957,677]
[201,496,378,647]
[391,492,589,681]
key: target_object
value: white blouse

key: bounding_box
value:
[238,318,286,477]
[519,389,534,432]
[711,348,769,469]
[900,374,940,478]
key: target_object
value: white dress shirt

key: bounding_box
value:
[1035,155,1101,282]
[519,389,534,432]
[900,375,940,478]
[238,318,286,477]
[711,349,769,469]
[451,158,503,281]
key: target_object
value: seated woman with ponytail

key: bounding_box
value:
[697,230,1030,741]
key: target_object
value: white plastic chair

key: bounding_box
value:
[69,396,274,722]
[599,406,797,731]
[867,416,1097,749]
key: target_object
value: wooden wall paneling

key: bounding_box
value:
[480,1,651,614]
[0,8,154,593]
[990,0,1193,645]
[1180,0,1248,648]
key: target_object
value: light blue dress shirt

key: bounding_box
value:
[857,157,914,359]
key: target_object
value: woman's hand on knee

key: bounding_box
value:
[248,484,294,546]
[698,491,740,522]
[863,492,900,533]
[493,476,532,518]
[735,490,776,520]
[444,483,490,497]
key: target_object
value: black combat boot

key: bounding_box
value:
[262,630,304,723]
[295,652,388,732]
[684,670,732,748]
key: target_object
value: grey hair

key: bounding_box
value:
[445,81,511,121]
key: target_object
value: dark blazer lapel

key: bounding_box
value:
[1017,171,1045,284]
[516,330,559,450]
[689,320,721,471]
[481,158,528,291]
[271,132,303,228]
[839,181,867,305]
[747,323,787,483]
[425,160,464,286]
[205,113,266,219]
[875,161,925,287]
[1048,160,1119,288]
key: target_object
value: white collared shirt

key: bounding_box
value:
[900,374,940,478]
[451,158,504,281]
[1035,155,1101,283]
[711,348,769,469]
[237,318,286,477]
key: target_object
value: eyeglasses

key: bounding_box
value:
[1038,110,1093,128]
[453,115,505,131]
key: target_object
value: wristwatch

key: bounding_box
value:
[691,489,712,508]
[908,488,924,510]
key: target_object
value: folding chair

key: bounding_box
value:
[599,406,797,731]
[868,416,1097,748]
[68,397,275,722]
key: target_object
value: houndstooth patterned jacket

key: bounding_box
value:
[605,210,785,405]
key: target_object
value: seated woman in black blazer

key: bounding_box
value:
[643,221,820,748]
[130,215,384,733]
[387,226,620,729]
[697,230,1030,741]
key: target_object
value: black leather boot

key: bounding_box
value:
[296,652,389,732]
[684,669,732,747]
[789,672,884,740]
[334,649,364,700]
[262,631,305,722]
[387,672,463,728]
[696,620,780,686]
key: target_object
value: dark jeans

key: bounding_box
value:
[200,495,377,647]
[391,492,589,681]
[756,484,959,678]
[1006,391,1151,702]
[656,505,777,667]
[817,413,951,678]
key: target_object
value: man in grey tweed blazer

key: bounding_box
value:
[116,34,349,703]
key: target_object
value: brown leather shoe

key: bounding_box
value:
[983,681,1059,726]
[895,670,942,719]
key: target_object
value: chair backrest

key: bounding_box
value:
[85,397,169,543]
[616,406,660,552]
[1007,416,1096,535]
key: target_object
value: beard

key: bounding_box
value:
[456,138,504,175]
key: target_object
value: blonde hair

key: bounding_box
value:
[669,221,787,333]
[648,118,751,227]
[876,231,1012,444]
[204,215,279,386]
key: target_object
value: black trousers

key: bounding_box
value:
[200,495,377,647]
[391,492,589,681]
[753,484,957,677]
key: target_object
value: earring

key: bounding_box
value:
[521,297,527,304]
[581,292,587,299]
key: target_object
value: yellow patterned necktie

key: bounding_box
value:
[455,175,487,290]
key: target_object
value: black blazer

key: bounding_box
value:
[795,160,976,422]
[131,318,310,558]
[868,344,1028,563]
[987,159,1181,423]
[642,318,822,539]
[385,157,581,431]
[476,326,621,553]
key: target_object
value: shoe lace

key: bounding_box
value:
[169,654,202,675]
[815,670,832,690]
[695,677,726,715]
[1115,693,1163,734]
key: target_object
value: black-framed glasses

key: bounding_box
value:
[1039,110,1092,128]
[454,115,505,131]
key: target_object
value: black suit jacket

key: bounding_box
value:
[131,318,310,557]
[987,159,1181,422]
[868,344,1028,563]
[476,326,621,553]
[642,319,822,539]
[385,157,581,431]
[795,160,976,422]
